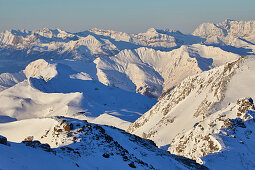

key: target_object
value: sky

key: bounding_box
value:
[0,0,255,34]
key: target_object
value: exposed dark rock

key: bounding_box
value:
[231,118,246,128]
[0,135,7,145]
[128,162,136,168]
[102,153,110,158]
[22,140,52,152]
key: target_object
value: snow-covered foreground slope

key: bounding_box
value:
[128,56,255,167]
[0,141,81,170]
[0,59,155,129]
[95,44,239,97]
[0,116,207,170]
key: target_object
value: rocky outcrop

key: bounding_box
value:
[22,140,52,152]
[0,135,7,145]
[169,97,255,163]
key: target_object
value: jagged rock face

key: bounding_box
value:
[193,20,255,47]
[202,112,255,169]
[127,57,243,146]
[169,97,255,163]
[128,56,255,168]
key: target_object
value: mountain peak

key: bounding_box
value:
[146,28,158,33]
[24,59,58,81]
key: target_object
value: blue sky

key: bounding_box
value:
[0,0,255,33]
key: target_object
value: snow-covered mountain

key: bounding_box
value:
[0,27,196,63]
[0,28,119,61]
[193,19,255,51]
[127,55,255,168]
[0,22,251,97]
[0,116,206,170]
[95,44,239,97]
[0,20,255,169]
[89,27,202,49]
[0,59,155,130]
[170,97,255,168]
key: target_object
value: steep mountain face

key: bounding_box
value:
[0,116,207,170]
[95,44,239,97]
[193,20,255,49]
[202,109,255,170]
[128,55,255,162]
[169,97,255,164]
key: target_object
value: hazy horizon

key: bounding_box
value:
[1,0,255,34]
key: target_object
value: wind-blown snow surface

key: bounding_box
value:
[128,56,255,168]
[0,59,155,130]
[0,117,206,170]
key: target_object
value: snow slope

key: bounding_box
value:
[0,59,155,130]
[95,44,239,97]
[0,141,82,170]
[128,56,255,152]
[0,116,207,169]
